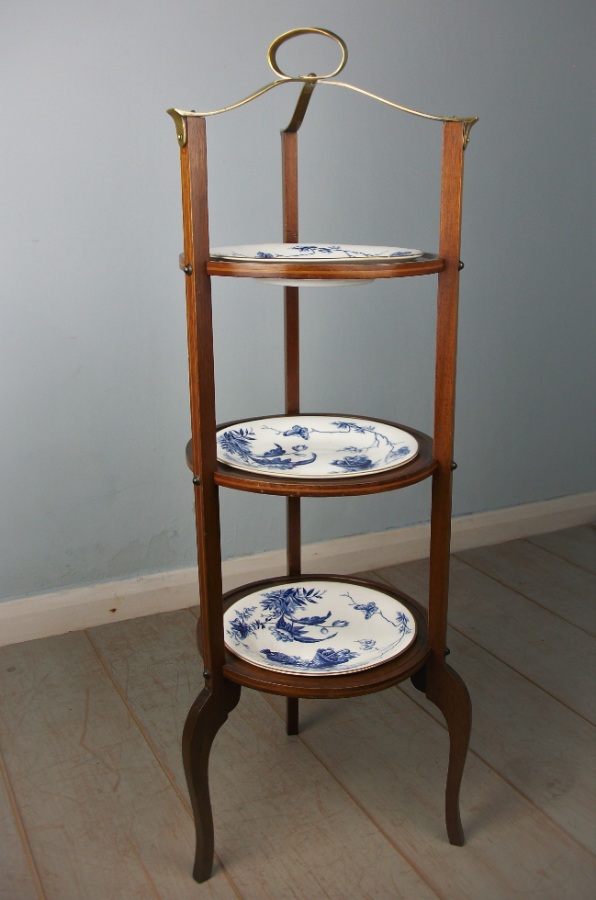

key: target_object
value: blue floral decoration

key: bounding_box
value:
[218,428,256,462]
[356,639,377,650]
[332,421,375,434]
[387,445,411,460]
[331,455,374,472]
[218,418,416,477]
[227,606,263,645]
[225,582,416,674]
[283,424,310,440]
[260,647,359,669]
[353,601,378,620]
[292,245,340,255]
[227,586,338,650]
[346,592,412,633]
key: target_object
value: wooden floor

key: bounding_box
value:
[1,526,594,899]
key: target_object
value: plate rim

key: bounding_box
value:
[223,578,418,676]
[210,242,422,262]
[216,414,419,479]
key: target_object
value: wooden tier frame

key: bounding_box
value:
[169,32,476,882]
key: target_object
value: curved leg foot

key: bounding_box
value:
[426,661,472,846]
[182,681,241,883]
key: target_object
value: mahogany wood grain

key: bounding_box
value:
[187,419,436,497]
[422,121,471,845]
[178,116,243,883]
[282,129,300,419]
[428,121,466,659]
[424,658,472,845]
[282,121,301,736]
[207,253,445,280]
[174,103,473,879]
[182,682,241,882]
[179,118,227,684]
[197,574,430,700]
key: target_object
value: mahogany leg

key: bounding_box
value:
[182,681,241,882]
[286,696,299,735]
[425,661,472,845]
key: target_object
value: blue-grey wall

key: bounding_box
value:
[1,0,594,600]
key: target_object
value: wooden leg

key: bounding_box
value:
[425,661,472,846]
[182,681,241,883]
[286,696,299,735]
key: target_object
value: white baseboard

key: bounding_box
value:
[1,491,593,647]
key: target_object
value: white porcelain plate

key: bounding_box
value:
[210,243,422,261]
[216,415,419,478]
[224,580,417,675]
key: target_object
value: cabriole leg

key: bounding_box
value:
[182,682,241,882]
[426,661,472,845]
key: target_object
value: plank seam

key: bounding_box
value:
[83,628,242,898]
[261,693,446,900]
[397,679,596,856]
[0,745,47,900]
[453,550,596,638]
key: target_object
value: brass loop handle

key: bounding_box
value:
[168,27,477,147]
[267,27,348,81]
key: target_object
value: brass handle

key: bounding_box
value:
[267,27,348,81]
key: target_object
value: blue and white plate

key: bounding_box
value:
[224,580,416,675]
[217,416,418,478]
[210,243,421,261]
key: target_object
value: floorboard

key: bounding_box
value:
[528,524,596,573]
[376,555,596,722]
[0,632,235,899]
[265,689,595,900]
[457,537,595,633]
[0,526,594,899]
[88,611,436,899]
[400,628,595,852]
[0,753,41,900]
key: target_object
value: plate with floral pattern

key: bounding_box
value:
[224,580,416,675]
[217,416,418,478]
[210,243,421,261]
